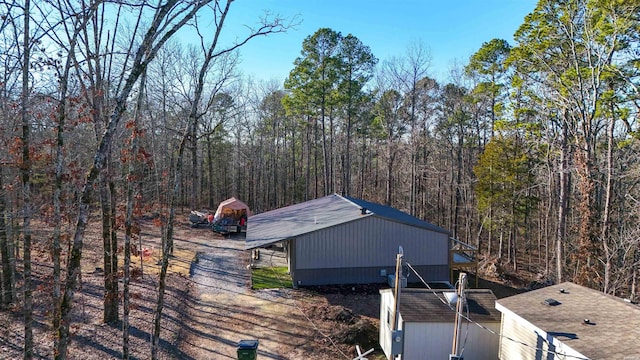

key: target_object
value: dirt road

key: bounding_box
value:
[179,234,343,359]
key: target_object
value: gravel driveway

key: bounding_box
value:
[180,234,326,360]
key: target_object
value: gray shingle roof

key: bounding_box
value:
[245,194,448,250]
[496,282,640,359]
[392,288,500,323]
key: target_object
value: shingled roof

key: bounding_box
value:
[496,282,640,359]
[385,288,501,323]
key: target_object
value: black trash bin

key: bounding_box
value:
[237,339,259,360]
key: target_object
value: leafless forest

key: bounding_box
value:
[1,0,640,359]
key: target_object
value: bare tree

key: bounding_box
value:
[383,41,431,215]
[55,2,216,358]
[19,0,34,357]
[150,2,289,358]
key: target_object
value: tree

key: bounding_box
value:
[55,2,217,358]
[285,28,342,195]
[465,38,511,141]
[509,0,639,288]
[371,86,405,206]
[435,83,470,239]
[0,163,12,308]
[337,34,377,196]
[20,1,34,357]
[45,0,101,346]
[383,41,431,214]
[475,131,537,269]
[150,3,288,358]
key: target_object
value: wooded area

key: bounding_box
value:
[1,0,639,358]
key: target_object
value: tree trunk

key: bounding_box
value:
[556,126,569,283]
[206,133,214,208]
[601,115,615,294]
[0,165,13,307]
[52,11,89,339]
[344,98,353,197]
[152,116,190,360]
[123,70,146,359]
[190,118,198,209]
[100,173,118,323]
[21,1,34,357]
[321,111,329,195]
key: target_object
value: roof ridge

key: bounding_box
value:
[335,193,366,211]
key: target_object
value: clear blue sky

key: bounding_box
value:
[198,0,538,83]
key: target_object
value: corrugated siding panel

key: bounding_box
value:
[293,265,448,286]
[403,322,499,360]
[296,216,448,269]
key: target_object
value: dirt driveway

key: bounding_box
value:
[178,232,359,360]
[0,218,382,359]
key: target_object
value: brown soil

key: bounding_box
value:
[0,216,384,360]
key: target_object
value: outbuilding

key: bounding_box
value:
[245,194,450,287]
[379,288,501,360]
[495,282,640,360]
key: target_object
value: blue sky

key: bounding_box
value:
[196,0,538,83]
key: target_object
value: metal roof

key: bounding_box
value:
[496,282,640,359]
[384,288,501,323]
[343,196,450,234]
[245,194,449,250]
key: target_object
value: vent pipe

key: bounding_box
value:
[360,208,367,215]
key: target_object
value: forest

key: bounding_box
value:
[1,0,640,358]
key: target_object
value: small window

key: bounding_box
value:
[387,308,393,327]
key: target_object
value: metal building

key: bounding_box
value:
[245,194,450,287]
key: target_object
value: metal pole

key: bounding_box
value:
[391,246,404,331]
[390,246,404,359]
[451,272,467,357]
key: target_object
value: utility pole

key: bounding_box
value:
[391,246,404,331]
[391,246,404,359]
[451,272,467,360]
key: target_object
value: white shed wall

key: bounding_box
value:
[402,321,499,360]
[497,306,586,360]
[380,291,394,359]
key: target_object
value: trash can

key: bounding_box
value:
[237,339,259,360]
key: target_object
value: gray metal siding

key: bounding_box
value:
[293,265,448,286]
[295,216,448,270]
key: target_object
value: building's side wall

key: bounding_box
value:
[402,321,499,360]
[293,265,448,287]
[292,216,448,286]
[379,291,394,360]
[498,310,585,360]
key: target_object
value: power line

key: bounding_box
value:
[404,261,591,360]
